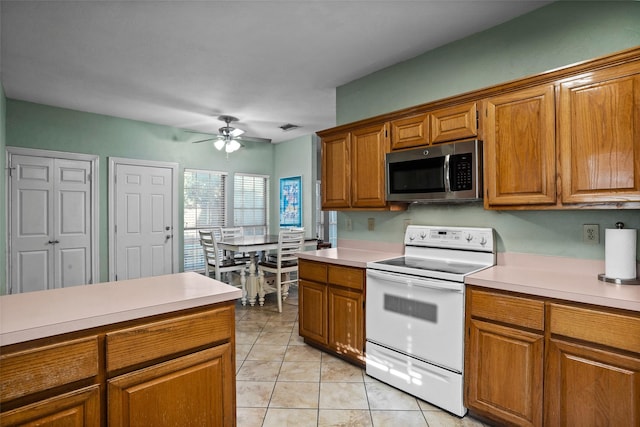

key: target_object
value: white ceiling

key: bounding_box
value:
[1,1,550,143]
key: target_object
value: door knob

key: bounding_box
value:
[165,235,171,242]
[47,240,60,245]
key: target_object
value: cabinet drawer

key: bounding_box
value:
[549,303,640,354]
[106,306,232,373]
[0,336,99,403]
[299,259,328,282]
[328,265,364,291]
[469,289,544,331]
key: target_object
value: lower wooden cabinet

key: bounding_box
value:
[545,302,640,426]
[109,344,234,427]
[545,338,640,426]
[299,259,365,366]
[465,288,544,427]
[328,286,363,360]
[0,385,101,427]
[0,302,236,427]
[299,278,328,345]
[467,319,544,427]
[465,286,640,427]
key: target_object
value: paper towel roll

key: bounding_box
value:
[605,228,637,280]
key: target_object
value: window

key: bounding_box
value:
[184,169,227,272]
[234,173,269,236]
[316,180,337,247]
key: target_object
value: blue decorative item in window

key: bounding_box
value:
[279,176,302,228]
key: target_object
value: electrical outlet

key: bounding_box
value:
[583,224,600,244]
[368,217,375,231]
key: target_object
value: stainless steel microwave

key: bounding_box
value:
[385,139,483,203]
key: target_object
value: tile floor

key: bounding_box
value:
[234,287,491,427]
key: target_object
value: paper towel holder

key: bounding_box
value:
[598,222,640,285]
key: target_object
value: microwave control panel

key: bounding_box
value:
[450,154,473,191]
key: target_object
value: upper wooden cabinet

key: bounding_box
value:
[483,85,557,208]
[389,102,478,151]
[318,47,640,211]
[351,124,389,208]
[558,62,640,204]
[321,132,351,209]
[390,113,429,150]
[430,102,478,144]
[321,122,400,210]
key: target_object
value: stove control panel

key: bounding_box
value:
[405,225,495,252]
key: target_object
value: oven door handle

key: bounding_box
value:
[367,269,464,292]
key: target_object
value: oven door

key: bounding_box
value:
[365,269,465,372]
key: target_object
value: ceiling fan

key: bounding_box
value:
[191,115,272,154]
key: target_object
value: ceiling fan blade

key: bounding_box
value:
[191,137,218,144]
[229,128,245,137]
[236,135,272,144]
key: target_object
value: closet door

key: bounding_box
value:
[9,153,94,293]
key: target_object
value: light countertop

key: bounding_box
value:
[0,272,242,346]
[466,253,640,312]
[298,247,401,269]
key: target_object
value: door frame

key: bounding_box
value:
[5,147,99,294]
[108,157,179,281]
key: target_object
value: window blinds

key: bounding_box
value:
[183,169,227,271]
[234,173,269,236]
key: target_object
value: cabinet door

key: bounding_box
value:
[430,102,477,144]
[466,319,544,427]
[299,279,328,345]
[390,113,429,150]
[328,286,364,363]
[108,344,235,427]
[0,385,100,427]
[545,338,640,427]
[484,85,556,207]
[351,123,389,208]
[321,132,351,209]
[559,64,640,204]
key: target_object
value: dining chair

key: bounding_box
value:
[220,227,251,262]
[199,230,247,305]
[257,228,305,312]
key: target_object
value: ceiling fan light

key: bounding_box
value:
[228,140,241,152]
[214,139,225,151]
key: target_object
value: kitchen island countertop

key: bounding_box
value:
[298,247,401,269]
[466,253,640,312]
[0,272,242,346]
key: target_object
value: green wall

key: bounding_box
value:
[5,100,299,283]
[272,135,317,237]
[1,85,6,292]
[335,1,640,261]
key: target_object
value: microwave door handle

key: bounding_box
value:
[443,154,451,192]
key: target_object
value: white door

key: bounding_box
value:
[112,161,176,280]
[9,153,94,293]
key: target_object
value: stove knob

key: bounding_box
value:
[409,235,415,241]
[420,232,426,239]
[480,236,487,246]
[465,234,473,242]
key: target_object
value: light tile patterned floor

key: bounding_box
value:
[234,287,492,427]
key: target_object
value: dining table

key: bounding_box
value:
[218,234,317,306]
